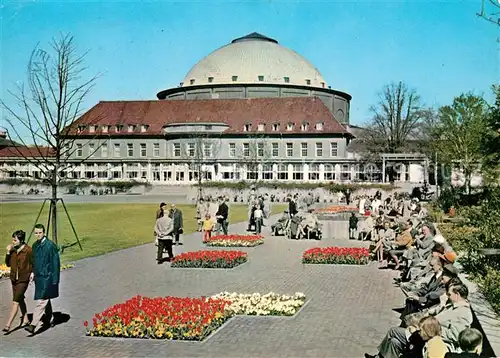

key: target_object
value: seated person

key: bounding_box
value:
[419,316,448,358]
[271,211,289,233]
[444,328,483,358]
[358,213,376,241]
[388,219,414,269]
[297,210,321,239]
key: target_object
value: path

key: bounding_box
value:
[0,216,402,357]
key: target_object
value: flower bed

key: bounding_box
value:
[211,292,306,316]
[302,247,370,265]
[314,206,358,214]
[171,250,247,268]
[85,292,307,340]
[0,263,75,279]
[203,234,264,247]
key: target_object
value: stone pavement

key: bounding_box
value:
[0,216,403,357]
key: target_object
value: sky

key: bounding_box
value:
[1,0,499,139]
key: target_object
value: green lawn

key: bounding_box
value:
[0,202,286,263]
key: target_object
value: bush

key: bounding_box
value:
[478,268,500,315]
[198,181,398,192]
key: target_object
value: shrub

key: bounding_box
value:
[478,268,500,315]
[197,181,398,192]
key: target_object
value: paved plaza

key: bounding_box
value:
[0,216,403,357]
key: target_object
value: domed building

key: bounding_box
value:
[0,32,431,186]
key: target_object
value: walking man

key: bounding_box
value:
[170,204,184,245]
[25,224,60,335]
[215,196,229,235]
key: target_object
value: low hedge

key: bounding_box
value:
[197,181,398,192]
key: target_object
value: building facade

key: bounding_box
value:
[0,32,432,185]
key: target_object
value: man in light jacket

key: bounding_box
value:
[155,208,174,263]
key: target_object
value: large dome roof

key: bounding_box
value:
[181,32,328,88]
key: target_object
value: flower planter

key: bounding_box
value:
[302,247,370,265]
[85,292,307,341]
[203,234,264,247]
[171,250,248,269]
[314,206,358,214]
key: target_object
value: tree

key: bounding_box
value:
[362,81,431,154]
[480,85,500,184]
[236,134,273,183]
[183,133,222,201]
[1,34,102,246]
[477,0,500,27]
[429,93,488,193]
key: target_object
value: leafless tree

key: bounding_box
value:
[361,81,431,154]
[1,34,104,246]
[236,134,273,183]
[183,133,222,201]
[477,0,500,26]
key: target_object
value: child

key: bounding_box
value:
[349,212,358,240]
[202,214,215,241]
[253,206,263,234]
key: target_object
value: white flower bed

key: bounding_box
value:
[207,239,264,247]
[211,292,306,316]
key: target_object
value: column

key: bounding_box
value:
[147,162,152,182]
[122,163,127,180]
[350,163,356,183]
[272,163,278,181]
[335,164,341,182]
[257,163,263,181]
[107,163,111,180]
[287,164,293,181]
[382,157,386,183]
[319,164,325,182]
[303,163,309,182]
[400,164,406,182]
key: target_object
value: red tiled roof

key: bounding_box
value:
[0,146,53,158]
[67,97,349,136]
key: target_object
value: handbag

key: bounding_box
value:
[178,228,183,234]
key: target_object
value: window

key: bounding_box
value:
[127,125,136,133]
[113,143,120,157]
[89,143,95,156]
[321,82,325,88]
[258,75,264,81]
[286,123,294,131]
[173,143,181,157]
[77,126,85,133]
[141,125,149,133]
[140,143,147,157]
[243,124,251,132]
[324,164,335,181]
[229,143,236,157]
[286,143,293,157]
[330,142,338,156]
[257,124,264,132]
[315,143,323,157]
[101,143,108,157]
[301,122,309,131]
[203,143,212,157]
[309,164,320,180]
[208,77,214,83]
[153,143,160,157]
[301,143,308,157]
[127,143,134,157]
[187,143,195,157]
[243,143,250,157]
[190,79,195,85]
[102,125,109,133]
[262,164,273,180]
[76,144,83,157]
[277,164,288,180]
[272,123,279,131]
[284,76,290,83]
[341,164,351,181]
[115,125,123,133]
[315,122,324,131]
[232,75,238,82]
[89,125,96,133]
[246,164,258,180]
[305,79,311,85]
[272,143,279,157]
[292,164,303,180]
[257,143,264,157]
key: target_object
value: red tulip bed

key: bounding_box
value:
[314,206,358,214]
[302,247,370,265]
[170,250,248,268]
[203,234,264,247]
[84,295,231,340]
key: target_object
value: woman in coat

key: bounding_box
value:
[4,230,32,333]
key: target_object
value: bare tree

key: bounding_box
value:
[183,133,222,201]
[360,81,431,154]
[477,0,500,26]
[1,34,103,246]
[236,134,273,183]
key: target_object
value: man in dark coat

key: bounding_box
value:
[170,204,184,245]
[215,196,229,235]
[25,223,60,335]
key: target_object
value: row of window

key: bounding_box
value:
[243,122,323,132]
[74,142,340,158]
[184,76,326,88]
[77,124,149,134]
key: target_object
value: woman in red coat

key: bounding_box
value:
[3,230,32,333]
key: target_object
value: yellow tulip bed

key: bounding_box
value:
[0,263,74,279]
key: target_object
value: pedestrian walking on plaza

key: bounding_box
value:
[170,204,184,245]
[155,205,174,263]
[4,230,32,333]
[215,196,229,235]
[25,224,60,335]
[349,212,358,240]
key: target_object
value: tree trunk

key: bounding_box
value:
[51,173,58,246]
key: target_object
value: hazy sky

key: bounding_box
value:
[1,0,499,134]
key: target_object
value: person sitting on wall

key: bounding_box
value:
[297,209,322,240]
[444,328,483,358]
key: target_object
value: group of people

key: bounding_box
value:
[358,198,484,357]
[4,224,60,336]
